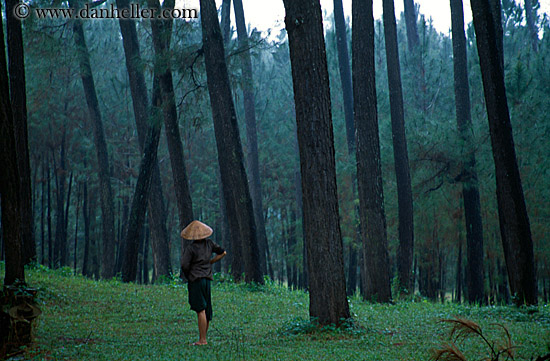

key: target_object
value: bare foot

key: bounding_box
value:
[192,341,207,346]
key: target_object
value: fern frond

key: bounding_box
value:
[493,323,515,359]
[441,317,483,342]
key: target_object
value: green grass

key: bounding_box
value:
[3,265,550,360]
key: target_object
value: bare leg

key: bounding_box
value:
[196,310,208,345]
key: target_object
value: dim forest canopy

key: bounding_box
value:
[1,0,549,359]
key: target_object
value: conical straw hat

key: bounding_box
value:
[181,220,213,240]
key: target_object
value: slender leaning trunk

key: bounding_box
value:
[117,0,173,277]
[353,0,392,302]
[200,0,263,284]
[382,0,415,294]
[148,0,194,236]
[6,0,35,264]
[470,0,537,305]
[69,1,117,278]
[0,5,25,284]
[233,0,268,276]
[450,0,485,304]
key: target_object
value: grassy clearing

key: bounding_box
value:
[2,265,550,360]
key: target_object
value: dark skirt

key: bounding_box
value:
[188,278,212,321]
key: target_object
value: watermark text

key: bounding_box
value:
[13,2,198,20]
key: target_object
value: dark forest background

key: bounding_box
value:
[1,0,549,308]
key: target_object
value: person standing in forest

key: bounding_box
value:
[180,220,226,345]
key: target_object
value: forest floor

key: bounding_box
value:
[2,265,549,360]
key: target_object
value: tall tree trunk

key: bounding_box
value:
[199,0,263,284]
[488,0,504,72]
[470,0,538,305]
[219,0,233,276]
[221,0,231,43]
[47,159,52,268]
[346,242,358,295]
[142,224,150,284]
[82,180,91,277]
[53,133,67,268]
[91,209,100,279]
[293,141,307,290]
[122,78,163,283]
[333,0,355,153]
[148,0,194,233]
[332,0,359,296]
[283,0,350,325]
[403,0,426,114]
[148,0,194,279]
[218,172,235,275]
[353,0,392,303]
[0,6,25,284]
[403,0,419,52]
[116,0,172,278]
[69,1,117,279]
[233,0,268,276]
[63,171,73,266]
[41,163,45,264]
[524,0,539,52]
[455,235,463,303]
[382,0,415,294]
[450,0,485,304]
[73,184,80,273]
[6,0,35,265]
[289,206,298,289]
[115,194,129,274]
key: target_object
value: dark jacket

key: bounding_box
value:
[181,238,225,282]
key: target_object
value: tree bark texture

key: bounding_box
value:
[117,0,173,278]
[82,181,92,277]
[70,2,117,279]
[46,161,52,268]
[200,0,263,284]
[455,236,463,302]
[470,0,537,305]
[283,0,350,325]
[40,165,45,264]
[403,0,420,52]
[221,0,231,44]
[293,156,307,290]
[489,0,504,71]
[353,0,392,303]
[0,6,25,285]
[63,172,73,266]
[233,0,268,276]
[450,0,485,304]
[219,0,233,275]
[52,133,67,268]
[73,186,80,273]
[382,0,415,294]
[6,0,35,264]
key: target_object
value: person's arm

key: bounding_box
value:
[181,247,193,277]
[210,251,227,264]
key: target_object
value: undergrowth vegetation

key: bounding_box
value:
[2,265,549,360]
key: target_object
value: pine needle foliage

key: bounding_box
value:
[431,317,516,361]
